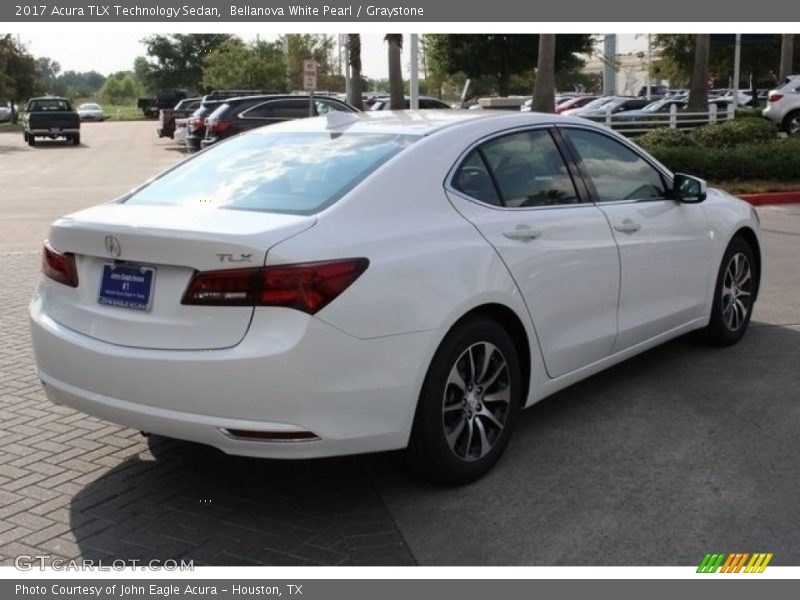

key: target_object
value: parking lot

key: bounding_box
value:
[1,121,799,566]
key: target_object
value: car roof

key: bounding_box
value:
[247,109,606,137]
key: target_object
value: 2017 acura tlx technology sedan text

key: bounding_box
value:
[29,111,762,484]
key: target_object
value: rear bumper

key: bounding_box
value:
[28,128,79,135]
[30,296,437,459]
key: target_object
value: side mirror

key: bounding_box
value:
[673,173,707,203]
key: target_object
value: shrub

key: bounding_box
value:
[635,128,697,152]
[691,118,778,148]
[648,139,800,181]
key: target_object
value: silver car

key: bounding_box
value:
[0,105,12,123]
[77,103,105,122]
[763,75,800,135]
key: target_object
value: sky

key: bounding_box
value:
[18,32,645,81]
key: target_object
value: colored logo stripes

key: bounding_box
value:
[697,552,773,573]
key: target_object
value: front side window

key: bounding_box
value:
[565,128,668,202]
[124,131,417,215]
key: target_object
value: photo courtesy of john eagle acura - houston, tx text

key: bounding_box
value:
[29,110,762,484]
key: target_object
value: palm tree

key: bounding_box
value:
[532,34,556,113]
[688,34,710,112]
[348,34,363,110]
[780,34,795,81]
[385,34,404,110]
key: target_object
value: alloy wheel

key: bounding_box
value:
[442,342,511,461]
[721,252,753,332]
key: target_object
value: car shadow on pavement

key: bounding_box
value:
[361,324,800,565]
[28,141,88,150]
[69,436,416,566]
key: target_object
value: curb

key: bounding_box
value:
[738,191,800,206]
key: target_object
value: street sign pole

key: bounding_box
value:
[303,59,318,117]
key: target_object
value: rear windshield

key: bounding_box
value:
[124,131,417,215]
[28,98,72,112]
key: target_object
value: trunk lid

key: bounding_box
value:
[43,203,315,350]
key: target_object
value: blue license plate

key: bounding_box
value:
[97,264,155,311]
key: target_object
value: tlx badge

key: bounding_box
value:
[216,253,253,263]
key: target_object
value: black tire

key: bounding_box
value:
[27,134,35,147]
[73,134,80,145]
[409,317,522,485]
[703,236,758,346]
[23,131,28,143]
[782,110,800,136]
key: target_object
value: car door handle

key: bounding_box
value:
[613,220,641,234]
[503,226,541,241]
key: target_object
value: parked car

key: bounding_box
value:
[23,96,80,146]
[0,104,12,122]
[184,101,226,152]
[158,97,201,139]
[559,96,617,116]
[368,95,452,110]
[555,95,599,114]
[201,94,357,148]
[76,103,105,122]
[614,98,689,120]
[567,96,650,117]
[637,85,668,99]
[31,111,763,483]
[763,75,800,135]
[137,90,189,118]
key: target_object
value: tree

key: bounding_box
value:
[532,35,556,113]
[99,72,138,104]
[385,34,404,109]
[140,34,233,93]
[280,34,338,91]
[0,34,39,120]
[424,34,593,97]
[780,35,795,81]
[688,34,710,111]
[653,34,800,89]
[347,34,363,110]
[203,39,287,92]
[35,56,61,94]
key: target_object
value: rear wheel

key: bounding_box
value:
[409,317,521,485]
[72,134,80,145]
[703,237,757,345]
[27,134,35,147]
[783,110,800,136]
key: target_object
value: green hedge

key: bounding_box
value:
[691,118,778,148]
[648,139,800,181]
[636,128,698,152]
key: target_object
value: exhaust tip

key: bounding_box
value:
[221,428,319,443]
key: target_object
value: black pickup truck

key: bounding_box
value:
[23,97,81,146]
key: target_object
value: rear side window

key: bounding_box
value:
[244,99,310,119]
[454,129,580,208]
[124,131,418,215]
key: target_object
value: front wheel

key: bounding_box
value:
[27,134,35,146]
[703,237,758,345]
[409,317,521,485]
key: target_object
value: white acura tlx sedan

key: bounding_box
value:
[30,110,762,484]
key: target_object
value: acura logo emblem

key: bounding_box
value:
[104,235,121,257]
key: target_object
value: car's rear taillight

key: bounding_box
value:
[189,117,205,129]
[182,258,369,314]
[42,241,78,287]
[208,120,231,135]
[768,91,784,103]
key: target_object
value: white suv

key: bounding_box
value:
[763,75,800,135]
